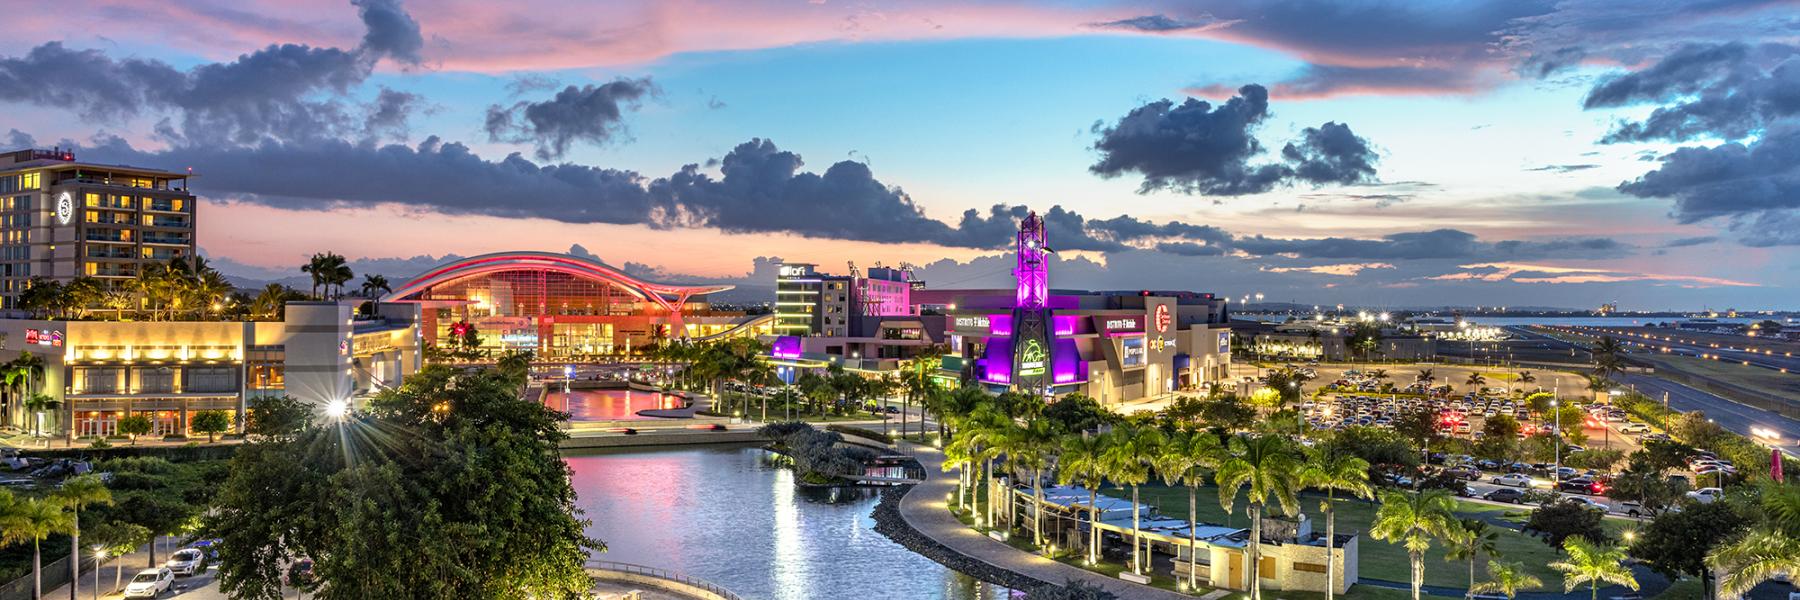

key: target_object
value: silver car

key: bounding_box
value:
[165,548,207,576]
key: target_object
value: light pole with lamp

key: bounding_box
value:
[1552,398,1562,485]
[91,547,104,600]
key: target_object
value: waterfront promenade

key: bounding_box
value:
[894,440,1197,600]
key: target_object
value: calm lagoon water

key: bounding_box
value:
[567,445,1014,600]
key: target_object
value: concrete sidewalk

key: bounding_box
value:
[896,441,1197,600]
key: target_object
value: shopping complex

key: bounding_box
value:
[768,211,1237,404]
[0,144,1243,440]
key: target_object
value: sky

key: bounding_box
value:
[3,0,1798,311]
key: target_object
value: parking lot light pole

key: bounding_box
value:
[1552,399,1561,483]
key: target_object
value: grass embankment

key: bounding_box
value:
[1636,354,1800,400]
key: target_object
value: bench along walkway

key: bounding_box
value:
[895,441,1196,600]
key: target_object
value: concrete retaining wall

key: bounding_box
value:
[587,567,735,600]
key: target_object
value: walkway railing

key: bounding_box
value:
[587,560,743,600]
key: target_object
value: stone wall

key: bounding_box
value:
[869,485,1053,592]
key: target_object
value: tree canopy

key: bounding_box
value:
[203,363,602,599]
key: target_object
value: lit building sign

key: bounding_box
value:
[1218,331,1231,353]
[1154,304,1171,333]
[1121,336,1145,366]
[55,192,72,226]
[23,329,63,347]
[778,265,813,278]
[1095,316,1144,337]
[954,315,991,330]
[1018,338,1047,377]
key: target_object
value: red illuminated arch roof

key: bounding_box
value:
[380,251,733,308]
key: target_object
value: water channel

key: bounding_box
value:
[568,444,1015,600]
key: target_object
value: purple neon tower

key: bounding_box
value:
[1010,211,1053,393]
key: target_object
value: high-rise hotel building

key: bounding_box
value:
[774,262,916,337]
[0,148,198,309]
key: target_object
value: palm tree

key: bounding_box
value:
[361,273,392,302]
[1518,371,1537,389]
[55,474,112,600]
[23,394,60,439]
[1101,425,1161,575]
[251,284,301,320]
[1591,336,1625,382]
[0,493,75,600]
[1153,430,1223,590]
[1707,481,1800,596]
[1298,449,1373,600]
[1370,488,1462,600]
[1466,372,1486,392]
[1446,519,1501,599]
[1550,536,1637,600]
[1004,418,1060,547]
[1215,434,1301,600]
[901,344,947,441]
[1416,369,1435,385]
[1057,433,1109,566]
[1472,561,1543,600]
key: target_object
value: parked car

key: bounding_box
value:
[1491,473,1534,487]
[123,568,174,599]
[1687,487,1724,503]
[1446,466,1482,481]
[165,548,207,576]
[1563,497,1609,512]
[1618,423,1651,434]
[1614,501,1666,518]
[1483,488,1527,503]
[1558,478,1604,495]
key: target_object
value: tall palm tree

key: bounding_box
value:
[1215,434,1301,600]
[1101,425,1161,575]
[1446,519,1501,600]
[1591,336,1626,383]
[1465,372,1487,391]
[1708,481,1800,596]
[1471,561,1543,600]
[1550,536,1637,600]
[1299,449,1373,600]
[55,474,112,600]
[361,273,392,300]
[1057,433,1109,566]
[1370,488,1463,600]
[23,394,60,439]
[1004,418,1061,547]
[0,494,75,600]
[1152,430,1223,590]
[1416,369,1435,384]
[901,344,947,441]
[301,252,329,299]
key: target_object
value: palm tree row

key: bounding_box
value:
[939,389,1391,600]
[16,257,238,321]
[0,474,113,600]
[301,252,354,300]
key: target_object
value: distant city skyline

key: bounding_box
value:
[3,0,1796,310]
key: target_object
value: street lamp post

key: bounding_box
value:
[92,548,103,600]
[1552,399,1562,484]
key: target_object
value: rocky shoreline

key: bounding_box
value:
[869,484,1056,593]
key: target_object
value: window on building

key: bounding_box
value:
[185,367,237,393]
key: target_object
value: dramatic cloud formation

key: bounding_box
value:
[1089,84,1379,195]
[0,0,421,145]
[1584,42,1800,143]
[1618,125,1800,246]
[1231,229,1627,260]
[484,78,657,160]
[1431,262,1757,288]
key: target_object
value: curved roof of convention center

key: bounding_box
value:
[380,251,733,305]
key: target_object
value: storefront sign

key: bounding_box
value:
[778,265,813,278]
[23,328,62,347]
[1017,338,1047,377]
[1154,304,1171,333]
[1218,331,1231,353]
[954,315,991,330]
[1121,336,1145,366]
[1095,315,1144,337]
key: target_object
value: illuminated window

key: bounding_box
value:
[85,193,99,207]
[18,172,38,189]
[84,263,97,276]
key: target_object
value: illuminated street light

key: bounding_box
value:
[325,399,350,419]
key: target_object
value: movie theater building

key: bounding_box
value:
[945,291,1232,404]
[0,301,422,440]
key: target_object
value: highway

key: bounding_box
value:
[1504,326,1799,458]
[1544,324,1800,374]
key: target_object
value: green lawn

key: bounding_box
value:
[1105,484,1596,592]
[1649,578,1704,600]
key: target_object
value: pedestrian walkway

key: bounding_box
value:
[896,441,1197,600]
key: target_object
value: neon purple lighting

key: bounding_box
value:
[770,336,802,359]
[1013,211,1048,309]
[981,338,1014,384]
[1052,315,1079,336]
[1051,338,1085,384]
[988,314,1013,336]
